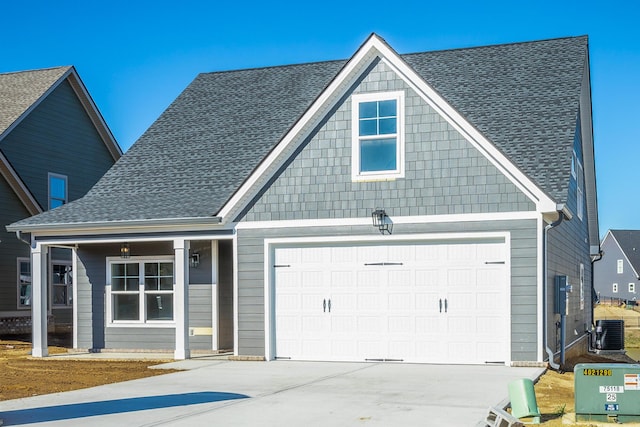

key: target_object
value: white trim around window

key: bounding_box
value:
[106,256,175,327]
[617,259,624,274]
[17,258,31,309]
[630,283,636,294]
[351,91,405,181]
[613,283,618,293]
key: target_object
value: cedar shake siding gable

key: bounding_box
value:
[240,59,534,222]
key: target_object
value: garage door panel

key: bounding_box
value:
[274,239,509,364]
[388,269,411,287]
[358,294,381,311]
[388,293,412,310]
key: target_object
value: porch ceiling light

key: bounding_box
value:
[120,243,130,259]
[372,208,392,235]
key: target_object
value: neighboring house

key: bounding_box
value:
[594,230,640,303]
[8,34,598,367]
[0,66,121,334]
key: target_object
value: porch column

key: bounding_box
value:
[174,239,190,359]
[31,243,48,357]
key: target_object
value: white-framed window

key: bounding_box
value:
[579,263,585,311]
[613,283,619,293]
[630,283,636,294]
[576,160,584,221]
[51,261,72,307]
[17,258,31,309]
[351,91,404,181]
[617,259,624,274]
[17,258,73,309]
[571,150,577,179]
[48,173,67,209]
[106,256,174,325]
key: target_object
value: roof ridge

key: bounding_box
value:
[198,58,347,77]
[399,35,588,57]
[0,65,72,77]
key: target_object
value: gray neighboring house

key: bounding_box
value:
[8,34,598,366]
[0,66,121,334]
[594,230,640,304]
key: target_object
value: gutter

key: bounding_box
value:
[543,206,571,370]
[6,216,223,233]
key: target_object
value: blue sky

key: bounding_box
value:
[1,0,638,236]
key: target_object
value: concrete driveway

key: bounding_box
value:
[0,359,543,426]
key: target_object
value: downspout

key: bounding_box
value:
[16,230,31,247]
[543,209,567,370]
[588,250,603,352]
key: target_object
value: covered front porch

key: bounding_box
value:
[29,234,234,359]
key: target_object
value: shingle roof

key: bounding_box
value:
[0,66,71,138]
[610,230,640,277]
[9,36,588,229]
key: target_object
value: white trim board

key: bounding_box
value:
[238,211,539,230]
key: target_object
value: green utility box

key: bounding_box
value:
[575,363,640,423]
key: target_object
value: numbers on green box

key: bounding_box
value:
[583,368,613,376]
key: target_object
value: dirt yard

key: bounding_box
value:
[532,305,640,426]
[0,339,177,401]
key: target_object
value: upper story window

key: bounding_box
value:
[351,91,404,181]
[617,259,624,274]
[48,173,67,209]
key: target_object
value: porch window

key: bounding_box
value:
[17,258,31,308]
[17,258,72,309]
[108,257,174,324]
[52,262,72,307]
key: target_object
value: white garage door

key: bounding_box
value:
[273,238,510,364]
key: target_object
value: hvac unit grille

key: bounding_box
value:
[595,320,625,351]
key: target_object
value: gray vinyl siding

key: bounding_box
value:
[76,241,175,350]
[241,60,534,222]
[0,177,31,313]
[545,121,593,354]
[188,284,212,349]
[75,239,227,351]
[236,219,539,361]
[0,79,115,210]
[594,237,638,301]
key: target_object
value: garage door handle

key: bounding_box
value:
[328,299,331,313]
[444,298,448,313]
[439,299,442,313]
[323,299,326,313]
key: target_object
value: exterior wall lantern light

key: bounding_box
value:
[372,208,392,234]
[190,252,200,268]
[120,243,130,259]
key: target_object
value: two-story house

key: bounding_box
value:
[594,230,640,304]
[8,35,598,367]
[0,66,121,334]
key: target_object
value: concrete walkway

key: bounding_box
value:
[0,359,544,426]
